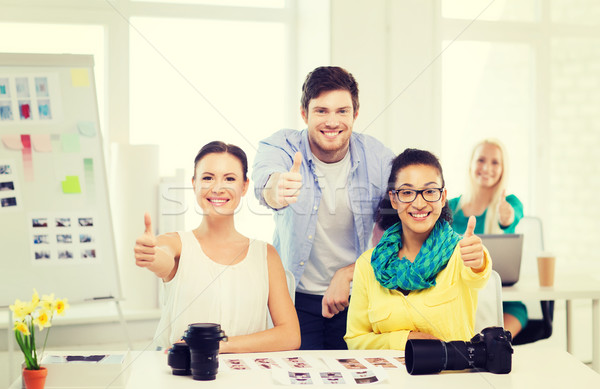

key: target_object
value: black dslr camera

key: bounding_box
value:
[405,326,513,375]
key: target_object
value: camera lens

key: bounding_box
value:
[405,339,486,375]
[182,323,228,381]
[167,342,190,376]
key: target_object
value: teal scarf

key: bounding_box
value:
[371,220,460,291]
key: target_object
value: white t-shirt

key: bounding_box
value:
[297,152,357,295]
[154,232,269,348]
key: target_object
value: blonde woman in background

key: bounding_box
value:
[448,138,526,337]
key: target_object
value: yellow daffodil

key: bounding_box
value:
[41,293,55,311]
[31,289,40,307]
[34,309,52,331]
[55,298,69,315]
[14,321,30,336]
[9,299,33,320]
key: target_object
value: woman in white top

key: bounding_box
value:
[134,141,300,352]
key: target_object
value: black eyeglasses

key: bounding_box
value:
[391,188,444,203]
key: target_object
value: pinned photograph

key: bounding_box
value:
[35,77,49,97]
[320,372,346,385]
[289,372,313,385]
[38,99,52,120]
[1,197,16,207]
[0,181,15,191]
[81,249,96,259]
[34,251,50,260]
[32,218,48,227]
[78,217,93,227]
[224,359,250,371]
[0,77,9,97]
[56,234,73,244]
[19,100,32,120]
[33,235,49,244]
[80,234,93,243]
[0,165,12,175]
[58,250,74,259]
[0,101,13,121]
[55,217,71,227]
[16,77,29,98]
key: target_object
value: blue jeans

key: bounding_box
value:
[295,292,349,350]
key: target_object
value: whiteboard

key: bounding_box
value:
[0,53,121,306]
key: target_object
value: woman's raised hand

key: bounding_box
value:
[498,189,515,227]
[459,216,484,271]
[134,212,158,269]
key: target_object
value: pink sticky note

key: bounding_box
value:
[31,134,52,152]
[1,134,23,150]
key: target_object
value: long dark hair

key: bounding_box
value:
[376,148,453,231]
[193,141,248,180]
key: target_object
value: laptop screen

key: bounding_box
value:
[479,234,524,286]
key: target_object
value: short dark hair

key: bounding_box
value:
[193,141,248,181]
[376,148,453,231]
[300,66,359,115]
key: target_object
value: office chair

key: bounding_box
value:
[475,270,504,333]
[512,216,554,345]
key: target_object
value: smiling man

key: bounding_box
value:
[253,66,395,350]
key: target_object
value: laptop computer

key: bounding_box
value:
[480,234,524,286]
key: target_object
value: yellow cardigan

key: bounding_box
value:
[344,245,491,350]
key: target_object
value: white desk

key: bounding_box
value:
[502,273,600,372]
[11,348,598,389]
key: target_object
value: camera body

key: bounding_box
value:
[405,326,513,375]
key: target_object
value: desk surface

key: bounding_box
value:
[502,273,600,301]
[15,347,593,389]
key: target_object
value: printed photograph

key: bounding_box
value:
[284,356,312,369]
[81,249,96,259]
[58,250,74,259]
[365,357,397,369]
[80,234,93,243]
[0,102,13,121]
[56,234,73,244]
[35,77,49,97]
[320,372,345,385]
[0,165,12,175]
[79,217,93,227]
[16,77,29,98]
[337,358,367,370]
[32,218,48,227]
[351,370,378,384]
[254,357,281,370]
[1,197,17,207]
[33,235,49,244]
[224,359,250,371]
[393,357,406,366]
[288,372,313,385]
[34,251,50,260]
[0,181,15,191]
[55,217,71,227]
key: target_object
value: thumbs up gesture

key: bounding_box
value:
[264,151,304,209]
[459,216,484,271]
[497,189,515,227]
[134,212,158,268]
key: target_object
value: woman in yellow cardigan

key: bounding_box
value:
[344,148,491,350]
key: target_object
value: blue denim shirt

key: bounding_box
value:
[252,129,395,287]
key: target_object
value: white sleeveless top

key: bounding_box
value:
[154,232,270,348]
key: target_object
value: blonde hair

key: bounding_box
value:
[458,138,509,234]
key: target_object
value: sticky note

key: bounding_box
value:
[61,133,80,153]
[77,121,96,137]
[71,68,90,87]
[31,134,52,152]
[1,134,23,150]
[62,176,81,194]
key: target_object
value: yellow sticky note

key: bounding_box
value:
[71,68,90,87]
[62,176,81,194]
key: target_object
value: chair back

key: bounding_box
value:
[475,270,504,333]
